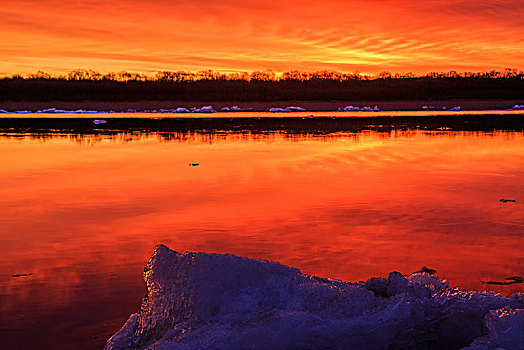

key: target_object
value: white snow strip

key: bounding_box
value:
[338,105,379,112]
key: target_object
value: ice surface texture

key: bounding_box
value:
[106,245,523,350]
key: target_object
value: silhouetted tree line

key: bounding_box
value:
[1,69,524,101]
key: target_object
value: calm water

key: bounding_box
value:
[0,127,523,349]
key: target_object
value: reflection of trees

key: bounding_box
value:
[0,129,515,145]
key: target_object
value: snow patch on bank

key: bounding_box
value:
[269,106,306,112]
[105,245,523,350]
[338,105,380,112]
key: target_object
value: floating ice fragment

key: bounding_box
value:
[174,107,189,113]
[499,198,517,203]
[512,104,524,110]
[448,106,461,111]
[0,109,8,113]
[93,119,107,124]
[12,273,32,277]
[15,110,32,114]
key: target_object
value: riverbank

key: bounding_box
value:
[2,99,524,112]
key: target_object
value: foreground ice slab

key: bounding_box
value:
[106,245,523,350]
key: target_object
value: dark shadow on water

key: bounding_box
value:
[1,114,523,145]
[1,114,524,136]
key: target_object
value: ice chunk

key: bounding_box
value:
[15,110,32,113]
[0,109,8,113]
[364,277,388,297]
[448,106,461,111]
[286,106,306,111]
[269,107,292,112]
[338,106,377,112]
[221,106,244,112]
[40,108,57,113]
[338,105,361,111]
[268,106,305,112]
[409,272,449,290]
[512,104,524,110]
[386,271,410,296]
[173,107,189,113]
[463,307,524,349]
[106,246,523,350]
[192,106,216,113]
[93,119,107,124]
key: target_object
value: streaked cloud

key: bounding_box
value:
[1,0,523,75]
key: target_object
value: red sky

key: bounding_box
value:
[1,0,524,76]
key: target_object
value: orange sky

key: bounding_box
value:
[1,0,524,76]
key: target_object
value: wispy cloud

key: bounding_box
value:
[1,0,523,75]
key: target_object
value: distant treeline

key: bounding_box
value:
[1,69,524,101]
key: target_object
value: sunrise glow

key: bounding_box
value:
[2,0,524,76]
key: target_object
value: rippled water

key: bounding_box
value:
[0,128,523,349]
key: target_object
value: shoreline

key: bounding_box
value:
[2,114,524,134]
[2,99,524,112]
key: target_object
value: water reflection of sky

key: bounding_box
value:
[0,130,523,349]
